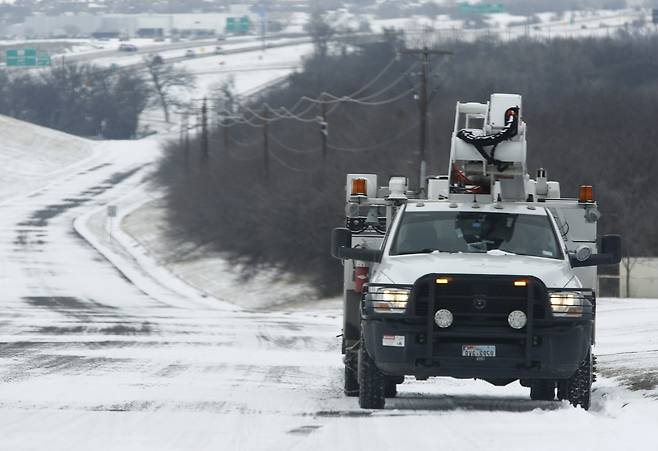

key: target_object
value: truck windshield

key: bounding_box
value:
[390,211,563,259]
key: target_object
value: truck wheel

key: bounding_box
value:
[384,379,397,398]
[557,380,569,401]
[344,350,359,397]
[530,380,555,401]
[358,334,385,409]
[566,351,593,410]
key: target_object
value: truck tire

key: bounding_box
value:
[566,351,593,410]
[530,380,555,401]
[344,350,359,397]
[358,333,385,409]
[384,379,397,398]
[557,380,569,401]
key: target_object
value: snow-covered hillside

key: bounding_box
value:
[0,115,92,201]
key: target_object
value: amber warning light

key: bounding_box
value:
[578,185,594,203]
[351,178,368,196]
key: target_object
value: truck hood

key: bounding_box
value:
[374,253,576,289]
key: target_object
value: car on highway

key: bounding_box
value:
[118,43,138,52]
[185,49,196,58]
[214,46,224,55]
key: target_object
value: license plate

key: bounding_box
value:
[382,335,405,347]
[462,345,496,358]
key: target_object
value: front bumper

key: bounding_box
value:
[364,320,592,379]
[362,274,594,380]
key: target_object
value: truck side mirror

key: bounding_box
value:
[569,234,622,267]
[331,227,382,263]
[331,228,352,259]
[600,234,622,264]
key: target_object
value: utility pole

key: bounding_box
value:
[319,95,328,160]
[400,46,452,194]
[200,98,209,163]
[168,0,174,38]
[179,112,185,147]
[223,116,230,155]
[182,112,190,172]
[262,106,269,182]
[217,110,229,162]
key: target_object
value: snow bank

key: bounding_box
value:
[73,186,235,311]
[119,195,325,310]
[0,114,93,201]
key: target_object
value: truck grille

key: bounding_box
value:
[412,274,548,327]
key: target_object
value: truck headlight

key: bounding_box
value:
[550,292,585,317]
[369,287,410,313]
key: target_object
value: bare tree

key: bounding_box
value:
[147,35,658,296]
[621,257,638,298]
[210,76,237,117]
[305,8,335,58]
[144,57,196,123]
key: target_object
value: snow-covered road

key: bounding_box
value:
[0,119,657,450]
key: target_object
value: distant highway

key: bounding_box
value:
[56,32,307,65]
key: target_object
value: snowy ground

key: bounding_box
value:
[80,37,310,69]
[371,8,648,43]
[0,115,92,202]
[174,42,314,97]
[137,41,314,135]
[0,115,657,450]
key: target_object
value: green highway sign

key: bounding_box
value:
[239,16,250,31]
[226,17,235,33]
[457,2,505,14]
[5,48,51,67]
[225,16,251,34]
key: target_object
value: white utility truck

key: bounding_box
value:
[331,93,621,410]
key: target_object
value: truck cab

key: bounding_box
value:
[331,94,621,410]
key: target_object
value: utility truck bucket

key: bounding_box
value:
[449,93,527,202]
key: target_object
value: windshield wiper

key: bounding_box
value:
[395,248,437,256]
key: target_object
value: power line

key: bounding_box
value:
[348,57,401,98]
[282,56,400,114]
[243,105,321,123]
[273,102,318,119]
[222,85,416,127]
[240,100,347,123]
[329,62,419,103]
[274,102,341,122]
[339,86,418,106]
[195,58,420,128]
[214,110,263,127]
[225,58,412,121]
